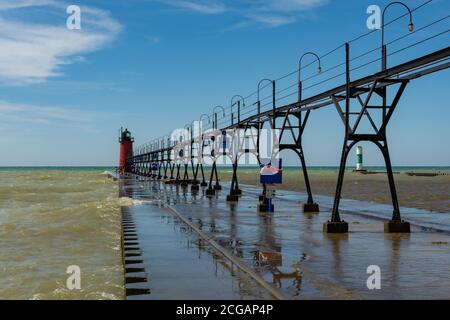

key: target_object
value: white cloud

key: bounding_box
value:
[260,0,328,12]
[0,101,92,125]
[165,0,227,14]
[244,13,296,27]
[156,0,327,27]
[0,1,121,84]
[0,0,56,11]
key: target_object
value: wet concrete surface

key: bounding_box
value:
[119,175,450,300]
[120,181,275,300]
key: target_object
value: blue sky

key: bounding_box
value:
[0,0,448,166]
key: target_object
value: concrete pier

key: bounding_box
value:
[115,174,450,300]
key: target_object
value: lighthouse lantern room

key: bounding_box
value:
[119,128,134,173]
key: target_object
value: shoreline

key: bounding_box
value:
[216,169,450,214]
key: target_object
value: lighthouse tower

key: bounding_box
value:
[356,146,364,171]
[119,128,134,173]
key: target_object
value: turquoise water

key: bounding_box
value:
[0,167,113,172]
[0,166,448,173]
[218,166,450,173]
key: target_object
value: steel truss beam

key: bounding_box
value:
[126,46,449,231]
[274,108,318,212]
[330,78,409,223]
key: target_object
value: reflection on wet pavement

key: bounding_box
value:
[120,175,450,300]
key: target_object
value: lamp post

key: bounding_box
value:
[151,139,157,152]
[148,141,153,154]
[212,106,225,131]
[256,78,276,148]
[205,106,226,195]
[161,134,170,149]
[256,79,275,115]
[199,114,211,187]
[190,120,198,141]
[256,79,276,212]
[298,52,321,102]
[161,134,171,179]
[155,137,163,179]
[381,1,414,71]
[183,123,193,163]
[228,95,246,201]
[152,138,159,156]
[231,95,245,125]
[157,137,162,151]
[199,113,211,156]
[180,124,193,186]
[184,124,192,143]
[199,114,211,134]
[199,114,211,163]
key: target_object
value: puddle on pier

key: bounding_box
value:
[119,179,276,300]
[120,176,450,300]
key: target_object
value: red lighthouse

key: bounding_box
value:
[119,128,134,173]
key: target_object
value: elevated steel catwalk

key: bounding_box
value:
[135,46,449,154]
[128,45,450,234]
[222,46,450,129]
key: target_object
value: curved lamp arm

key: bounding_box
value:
[184,124,192,142]
[159,137,165,148]
[381,2,414,70]
[298,52,321,101]
[199,113,211,133]
[161,134,171,149]
[200,114,211,123]
[231,95,245,124]
[213,105,226,118]
[231,95,245,108]
[382,1,414,45]
[298,52,321,81]
[257,79,274,101]
[212,106,225,130]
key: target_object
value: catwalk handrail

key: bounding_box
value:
[227,46,450,125]
[132,46,450,157]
